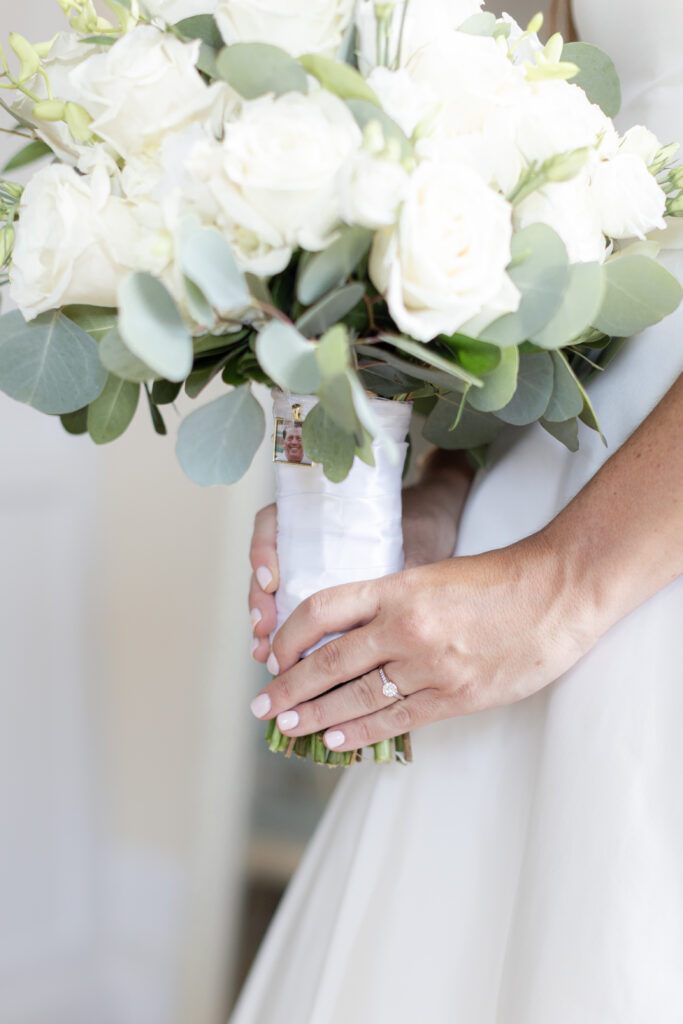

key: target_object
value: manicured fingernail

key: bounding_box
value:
[250,607,262,628]
[324,730,345,749]
[251,637,259,656]
[277,710,299,731]
[250,693,271,718]
[256,566,273,590]
[267,652,279,675]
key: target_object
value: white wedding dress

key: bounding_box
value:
[231,3,683,1020]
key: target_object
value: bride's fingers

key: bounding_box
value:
[248,572,277,640]
[274,664,416,737]
[320,689,441,753]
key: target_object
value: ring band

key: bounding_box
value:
[379,665,405,701]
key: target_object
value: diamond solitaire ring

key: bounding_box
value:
[379,665,405,701]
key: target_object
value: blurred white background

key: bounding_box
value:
[0,1,543,1022]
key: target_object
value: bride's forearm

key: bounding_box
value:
[543,374,683,634]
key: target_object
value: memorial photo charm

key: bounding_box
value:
[273,403,311,466]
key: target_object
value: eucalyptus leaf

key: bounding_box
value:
[299,53,379,104]
[468,346,519,412]
[87,374,140,444]
[216,43,308,98]
[184,276,216,329]
[480,225,569,346]
[543,351,585,422]
[297,226,372,306]
[0,309,107,414]
[381,333,481,388]
[174,14,222,48]
[356,343,468,391]
[144,384,167,435]
[180,227,250,313]
[296,282,365,338]
[593,254,682,337]
[176,385,266,486]
[345,99,411,158]
[458,12,497,35]
[118,272,193,382]
[423,393,502,449]
[62,304,117,343]
[440,334,501,375]
[316,324,351,378]
[318,372,359,434]
[495,352,554,425]
[531,262,605,349]
[60,407,89,435]
[256,320,320,392]
[100,327,156,382]
[151,379,182,405]
[2,139,51,173]
[562,42,621,117]
[540,416,579,452]
[302,401,355,482]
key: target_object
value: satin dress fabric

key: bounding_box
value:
[231,2,683,1019]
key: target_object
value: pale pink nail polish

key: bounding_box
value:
[267,652,280,676]
[256,566,273,590]
[250,608,262,628]
[277,710,299,731]
[250,693,272,719]
[324,730,345,749]
[251,637,259,655]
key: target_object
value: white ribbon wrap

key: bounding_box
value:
[272,391,413,655]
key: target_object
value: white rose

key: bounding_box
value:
[68,26,228,160]
[618,125,662,166]
[591,153,667,240]
[9,165,149,320]
[339,149,410,229]
[186,90,361,275]
[369,161,519,342]
[215,0,354,58]
[514,170,607,263]
[355,0,484,71]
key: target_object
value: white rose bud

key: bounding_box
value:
[591,153,667,240]
[215,0,354,58]
[369,160,519,342]
[69,26,229,161]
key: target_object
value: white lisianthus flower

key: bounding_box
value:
[510,80,618,166]
[186,90,362,275]
[339,149,410,229]
[366,67,437,138]
[9,164,150,320]
[618,125,662,165]
[215,0,354,58]
[369,161,519,342]
[355,0,484,71]
[500,12,543,65]
[514,170,608,263]
[68,26,229,161]
[591,153,667,239]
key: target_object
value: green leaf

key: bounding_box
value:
[118,272,193,382]
[543,351,584,422]
[593,254,683,337]
[381,333,481,388]
[302,401,355,482]
[2,139,52,173]
[0,309,107,414]
[60,407,89,435]
[458,12,497,35]
[480,225,569,346]
[296,226,372,306]
[468,346,519,412]
[79,34,116,45]
[151,379,182,405]
[439,334,501,375]
[87,373,139,444]
[318,370,358,434]
[174,14,223,48]
[256,320,320,392]
[62,304,117,343]
[540,416,579,451]
[144,383,167,435]
[180,227,250,313]
[423,393,503,449]
[495,352,554,425]
[561,42,621,117]
[299,53,379,104]
[345,99,411,158]
[216,43,308,98]
[531,262,606,349]
[196,41,220,78]
[356,343,468,391]
[295,283,365,338]
[100,327,156,382]
[176,385,266,486]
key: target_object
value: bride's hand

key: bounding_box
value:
[248,532,601,750]
[247,470,471,664]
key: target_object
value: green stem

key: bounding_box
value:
[374,740,393,764]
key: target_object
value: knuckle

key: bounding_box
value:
[452,679,477,710]
[355,674,379,712]
[315,639,341,676]
[304,590,328,625]
[275,674,293,706]
[400,606,430,645]
[308,700,326,728]
[355,719,373,747]
[389,702,413,732]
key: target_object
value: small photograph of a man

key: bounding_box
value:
[273,418,312,465]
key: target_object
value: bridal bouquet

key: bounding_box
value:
[1,0,681,765]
